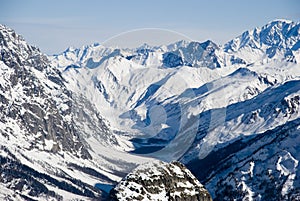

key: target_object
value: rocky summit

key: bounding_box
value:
[109,161,212,201]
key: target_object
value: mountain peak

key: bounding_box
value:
[136,42,153,49]
[268,18,294,24]
[223,19,299,64]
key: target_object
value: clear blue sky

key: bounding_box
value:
[1,0,299,54]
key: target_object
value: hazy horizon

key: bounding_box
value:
[1,0,299,54]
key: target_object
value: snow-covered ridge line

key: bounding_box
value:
[50,19,300,70]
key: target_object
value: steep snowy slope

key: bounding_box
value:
[60,55,228,134]
[187,113,300,200]
[0,24,152,200]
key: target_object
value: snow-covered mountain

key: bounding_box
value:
[1,19,300,200]
[51,19,300,70]
[224,19,300,64]
[0,24,153,200]
[49,19,300,200]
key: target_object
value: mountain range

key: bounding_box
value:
[0,19,300,200]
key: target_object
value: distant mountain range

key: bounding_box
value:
[51,19,300,70]
[0,19,300,200]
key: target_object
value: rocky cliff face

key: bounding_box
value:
[0,24,117,200]
[0,24,92,158]
[109,161,212,201]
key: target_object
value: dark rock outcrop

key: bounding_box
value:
[109,160,212,201]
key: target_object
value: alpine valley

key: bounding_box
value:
[0,19,300,200]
